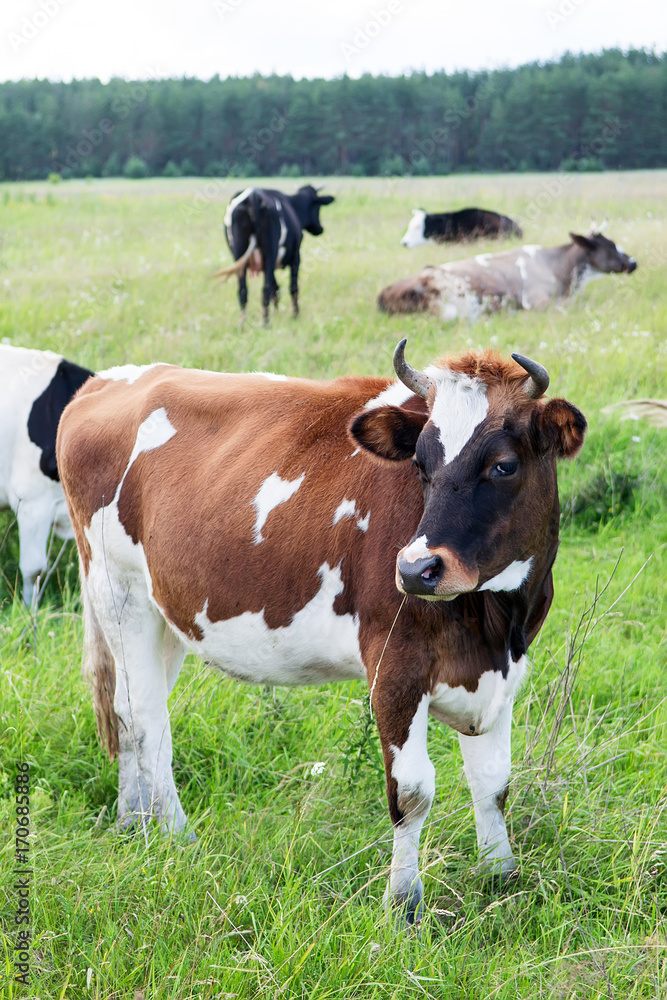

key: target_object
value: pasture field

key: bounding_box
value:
[0,172,665,999]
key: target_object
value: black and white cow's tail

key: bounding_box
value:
[212,235,258,282]
[81,567,119,760]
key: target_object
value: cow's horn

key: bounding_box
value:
[511,353,550,399]
[393,339,431,399]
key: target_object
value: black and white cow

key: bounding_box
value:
[0,345,93,605]
[215,185,335,323]
[401,208,522,247]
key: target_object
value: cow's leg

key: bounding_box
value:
[457,697,516,878]
[262,254,278,325]
[15,497,56,606]
[86,561,191,838]
[374,687,435,925]
[237,271,248,317]
[289,251,300,317]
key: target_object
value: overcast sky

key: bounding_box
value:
[1,0,664,82]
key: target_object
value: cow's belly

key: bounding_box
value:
[185,562,365,686]
[429,654,526,735]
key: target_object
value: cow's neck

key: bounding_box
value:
[552,243,590,296]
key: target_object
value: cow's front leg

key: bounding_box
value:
[374,687,435,925]
[457,696,516,879]
[15,496,56,606]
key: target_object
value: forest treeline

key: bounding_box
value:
[0,49,664,180]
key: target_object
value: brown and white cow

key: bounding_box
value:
[56,345,586,924]
[379,231,637,320]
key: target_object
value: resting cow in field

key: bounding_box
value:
[57,343,586,925]
[380,231,637,320]
[401,207,522,247]
[215,184,335,323]
[0,345,93,605]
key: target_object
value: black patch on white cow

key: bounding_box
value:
[28,359,94,481]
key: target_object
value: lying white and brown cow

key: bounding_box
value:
[379,231,637,320]
[57,344,586,924]
[0,345,93,605]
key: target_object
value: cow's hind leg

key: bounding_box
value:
[458,698,516,879]
[290,251,300,317]
[85,559,190,838]
[237,271,248,318]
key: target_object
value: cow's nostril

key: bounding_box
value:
[421,556,443,583]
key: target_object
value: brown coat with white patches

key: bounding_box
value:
[57,346,586,925]
[378,231,637,320]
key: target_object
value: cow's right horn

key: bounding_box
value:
[393,339,431,399]
[512,353,550,398]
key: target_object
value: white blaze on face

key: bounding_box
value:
[479,558,533,593]
[401,210,427,248]
[252,471,305,544]
[401,534,431,563]
[424,367,489,464]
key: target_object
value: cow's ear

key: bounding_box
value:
[532,398,587,458]
[316,195,334,205]
[570,232,595,251]
[349,405,427,462]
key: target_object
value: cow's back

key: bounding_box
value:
[0,346,61,502]
[57,365,419,655]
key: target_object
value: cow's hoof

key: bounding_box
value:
[117,811,149,836]
[383,882,424,931]
[480,856,519,888]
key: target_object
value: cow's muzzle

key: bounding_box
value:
[396,545,479,600]
[396,554,443,595]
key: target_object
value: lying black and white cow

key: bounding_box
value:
[401,207,522,247]
[0,345,93,605]
[379,231,637,320]
[215,185,335,323]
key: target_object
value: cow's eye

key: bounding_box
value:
[412,459,429,483]
[491,460,518,477]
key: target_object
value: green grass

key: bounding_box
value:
[0,173,665,999]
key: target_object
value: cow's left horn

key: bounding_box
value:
[512,353,550,399]
[393,339,431,399]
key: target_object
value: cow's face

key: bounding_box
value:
[295,185,335,236]
[401,209,427,248]
[571,232,637,273]
[350,343,586,600]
